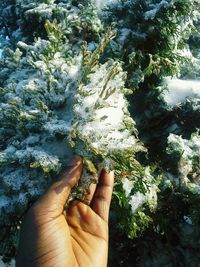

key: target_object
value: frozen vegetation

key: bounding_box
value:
[0,0,200,266]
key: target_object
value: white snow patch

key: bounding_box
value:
[129,192,146,213]
[0,49,3,59]
[95,0,117,10]
[163,77,200,106]
[0,35,10,59]
[184,216,193,225]
[122,178,133,197]
[144,0,169,20]
[118,28,132,45]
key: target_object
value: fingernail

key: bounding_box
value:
[67,155,82,167]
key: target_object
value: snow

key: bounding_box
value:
[25,4,54,21]
[95,0,118,10]
[95,107,124,126]
[73,61,143,154]
[118,28,132,45]
[144,0,169,20]
[0,35,10,59]
[122,178,133,197]
[163,77,200,106]
[0,1,199,264]
[0,196,10,211]
[167,133,199,159]
[0,258,15,267]
[167,132,200,184]
[129,192,146,213]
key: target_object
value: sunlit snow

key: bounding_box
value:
[164,77,200,106]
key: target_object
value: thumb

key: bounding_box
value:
[34,156,83,216]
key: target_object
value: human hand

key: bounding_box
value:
[16,156,114,267]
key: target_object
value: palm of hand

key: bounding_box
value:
[67,202,109,267]
[16,158,114,267]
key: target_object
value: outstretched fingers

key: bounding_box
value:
[91,169,114,222]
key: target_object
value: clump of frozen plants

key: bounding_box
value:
[167,132,200,187]
[0,1,200,266]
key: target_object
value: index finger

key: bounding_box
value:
[34,156,83,215]
[91,169,114,222]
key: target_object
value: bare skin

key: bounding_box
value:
[16,156,114,267]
